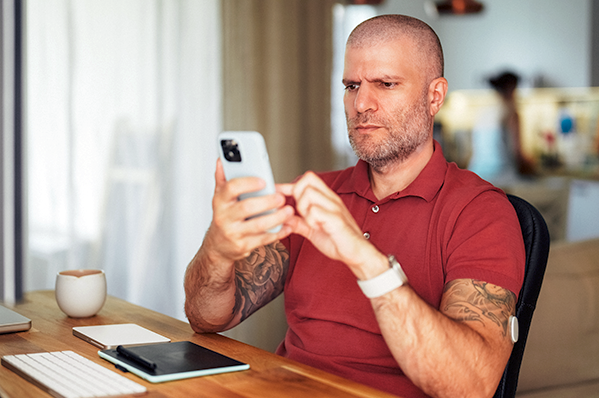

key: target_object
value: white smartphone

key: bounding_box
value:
[218,131,281,233]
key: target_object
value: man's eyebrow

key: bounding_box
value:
[342,78,359,86]
[342,75,405,86]
[369,75,403,83]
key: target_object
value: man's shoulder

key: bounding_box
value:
[438,162,510,213]
[445,161,492,187]
[444,161,502,194]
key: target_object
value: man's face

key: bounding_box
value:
[342,38,433,171]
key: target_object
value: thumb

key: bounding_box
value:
[215,158,227,189]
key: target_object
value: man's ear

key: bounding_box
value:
[428,77,448,117]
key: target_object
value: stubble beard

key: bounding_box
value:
[347,95,432,172]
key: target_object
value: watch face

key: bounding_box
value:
[388,255,408,284]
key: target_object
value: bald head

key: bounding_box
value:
[347,15,444,82]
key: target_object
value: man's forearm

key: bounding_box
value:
[184,247,238,333]
[184,241,290,334]
[371,282,513,398]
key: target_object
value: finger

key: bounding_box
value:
[226,177,267,201]
[279,172,359,237]
[215,159,269,203]
[217,209,295,260]
[232,192,286,222]
[277,173,338,211]
[302,202,360,236]
[213,178,280,244]
[297,172,339,199]
[205,223,268,261]
[241,204,295,236]
[276,183,295,197]
[216,194,289,239]
[214,177,267,213]
[281,213,312,238]
[293,183,363,242]
[293,180,343,220]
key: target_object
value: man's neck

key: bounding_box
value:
[368,139,434,200]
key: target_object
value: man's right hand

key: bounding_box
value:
[184,159,293,333]
[205,158,293,263]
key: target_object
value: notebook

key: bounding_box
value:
[0,305,31,334]
[73,324,171,349]
[99,341,250,383]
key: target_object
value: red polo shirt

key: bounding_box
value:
[277,141,525,397]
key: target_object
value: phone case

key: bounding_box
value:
[218,131,280,232]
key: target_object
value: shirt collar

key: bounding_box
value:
[336,140,448,203]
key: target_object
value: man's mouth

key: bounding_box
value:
[355,124,383,133]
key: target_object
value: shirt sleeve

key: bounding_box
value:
[444,190,525,298]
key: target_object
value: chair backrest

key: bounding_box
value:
[493,194,550,398]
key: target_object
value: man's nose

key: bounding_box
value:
[354,85,378,114]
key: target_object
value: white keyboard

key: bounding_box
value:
[2,350,147,398]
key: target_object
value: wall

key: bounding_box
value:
[566,180,599,241]
[377,0,592,91]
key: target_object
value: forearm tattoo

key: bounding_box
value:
[234,241,290,322]
[442,279,516,337]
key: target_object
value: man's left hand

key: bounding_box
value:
[277,172,387,280]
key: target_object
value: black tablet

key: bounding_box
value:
[99,341,250,383]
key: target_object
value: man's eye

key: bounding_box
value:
[344,84,359,91]
[382,82,396,88]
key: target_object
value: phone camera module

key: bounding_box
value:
[221,139,242,162]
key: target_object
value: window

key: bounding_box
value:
[25,0,221,320]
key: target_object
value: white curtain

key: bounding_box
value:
[25,0,221,320]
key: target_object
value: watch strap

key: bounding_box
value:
[357,255,408,298]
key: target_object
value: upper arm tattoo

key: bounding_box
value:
[234,241,290,322]
[442,279,516,337]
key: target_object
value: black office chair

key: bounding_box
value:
[493,194,550,398]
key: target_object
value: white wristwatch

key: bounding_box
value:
[357,255,408,298]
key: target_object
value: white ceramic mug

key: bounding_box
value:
[55,269,107,318]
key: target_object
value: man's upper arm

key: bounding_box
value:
[441,279,516,343]
[234,240,290,323]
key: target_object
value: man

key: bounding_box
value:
[185,15,524,398]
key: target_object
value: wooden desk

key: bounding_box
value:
[0,291,398,398]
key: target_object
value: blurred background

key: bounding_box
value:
[1,1,598,395]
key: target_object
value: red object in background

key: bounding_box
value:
[435,0,484,14]
[347,0,385,5]
[542,130,556,149]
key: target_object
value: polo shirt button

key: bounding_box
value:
[372,205,380,213]
[363,232,370,240]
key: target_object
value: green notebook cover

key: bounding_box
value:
[99,341,250,383]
